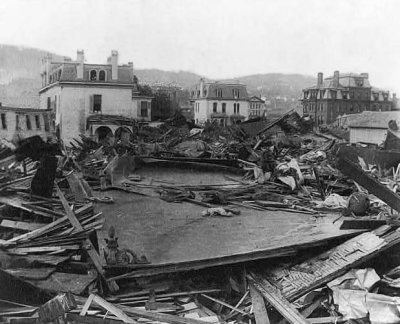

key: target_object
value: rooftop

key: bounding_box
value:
[348,111,400,129]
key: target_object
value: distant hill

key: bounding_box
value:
[237,73,316,98]
[0,44,315,110]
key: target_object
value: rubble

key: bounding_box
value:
[2,111,400,324]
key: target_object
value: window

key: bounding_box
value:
[222,103,226,113]
[233,89,240,98]
[16,115,20,130]
[216,89,222,97]
[234,103,240,114]
[99,70,106,81]
[58,70,62,80]
[43,114,50,131]
[197,90,200,98]
[47,97,51,109]
[140,101,148,117]
[1,113,6,129]
[203,90,207,97]
[35,115,41,129]
[213,102,217,113]
[93,95,102,112]
[90,70,97,81]
[26,115,32,130]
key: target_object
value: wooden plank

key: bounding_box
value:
[249,283,270,324]
[7,215,68,243]
[4,267,55,280]
[38,292,76,322]
[200,294,249,316]
[56,185,118,293]
[88,294,137,323]
[337,157,400,212]
[8,245,80,254]
[0,220,46,232]
[66,313,123,324]
[248,276,308,324]
[278,297,324,324]
[116,303,216,324]
[80,294,95,316]
[253,226,400,302]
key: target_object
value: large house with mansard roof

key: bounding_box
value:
[39,50,152,144]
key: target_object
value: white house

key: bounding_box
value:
[348,111,400,145]
[190,79,250,126]
[39,50,152,144]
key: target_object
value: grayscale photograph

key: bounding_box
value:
[0,0,400,323]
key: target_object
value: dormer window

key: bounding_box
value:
[233,89,240,99]
[99,70,106,81]
[90,70,97,81]
[216,89,222,97]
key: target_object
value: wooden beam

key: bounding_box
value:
[66,313,124,324]
[0,220,46,232]
[38,292,76,322]
[84,294,136,323]
[118,303,215,324]
[337,157,400,212]
[56,185,118,293]
[249,283,270,324]
[200,294,249,316]
[248,276,308,324]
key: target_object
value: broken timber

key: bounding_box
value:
[337,157,400,212]
[248,276,308,324]
[249,283,270,324]
[250,225,400,302]
[56,185,118,293]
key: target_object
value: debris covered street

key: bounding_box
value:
[1,109,400,323]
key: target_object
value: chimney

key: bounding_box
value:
[361,73,369,79]
[76,50,85,63]
[333,70,339,88]
[200,78,205,97]
[111,50,118,80]
[76,50,84,79]
[317,72,323,87]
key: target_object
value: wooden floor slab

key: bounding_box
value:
[96,166,361,272]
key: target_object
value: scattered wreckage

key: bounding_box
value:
[1,111,400,323]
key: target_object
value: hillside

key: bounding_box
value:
[0,44,315,109]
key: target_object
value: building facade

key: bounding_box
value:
[348,111,400,145]
[39,50,152,144]
[301,71,395,126]
[0,104,54,142]
[190,79,250,126]
[248,96,267,118]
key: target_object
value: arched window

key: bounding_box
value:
[99,70,106,81]
[90,70,97,81]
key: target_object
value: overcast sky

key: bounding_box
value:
[0,0,399,92]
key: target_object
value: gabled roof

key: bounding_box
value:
[249,96,265,103]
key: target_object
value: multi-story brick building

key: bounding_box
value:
[190,79,249,126]
[39,50,152,144]
[301,71,394,126]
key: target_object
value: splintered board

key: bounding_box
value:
[250,226,400,302]
[97,166,363,278]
